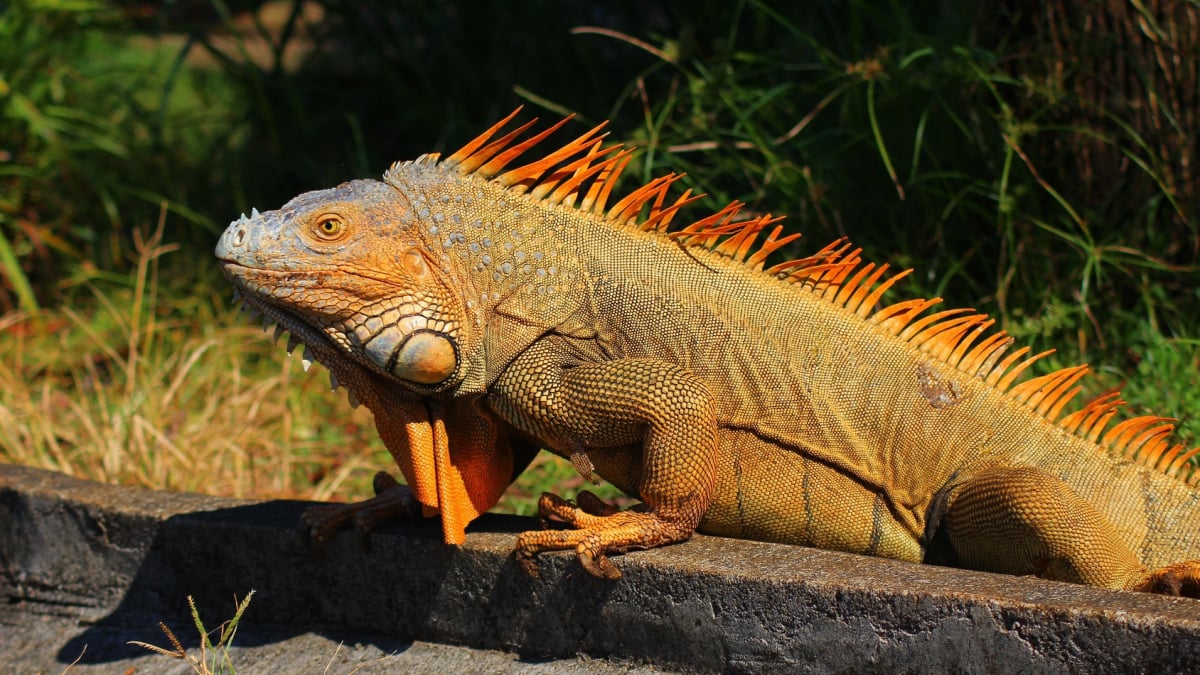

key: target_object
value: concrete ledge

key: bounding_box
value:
[2,463,1199,673]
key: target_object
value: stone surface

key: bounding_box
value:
[2,462,1200,673]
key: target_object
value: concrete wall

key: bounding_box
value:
[2,463,1199,673]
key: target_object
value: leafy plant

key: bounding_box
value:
[0,0,243,310]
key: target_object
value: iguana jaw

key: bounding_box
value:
[219,261,352,376]
[221,260,461,394]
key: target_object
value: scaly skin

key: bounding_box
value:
[216,111,1200,595]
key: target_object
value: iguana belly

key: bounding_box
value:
[699,428,926,562]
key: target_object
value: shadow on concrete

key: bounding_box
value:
[51,499,451,665]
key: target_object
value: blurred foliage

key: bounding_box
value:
[2,0,1195,348]
[0,0,1197,498]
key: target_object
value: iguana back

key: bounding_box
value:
[217,110,1200,595]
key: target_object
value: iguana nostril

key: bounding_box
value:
[234,229,245,246]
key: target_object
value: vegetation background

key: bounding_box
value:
[1,0,1198,513]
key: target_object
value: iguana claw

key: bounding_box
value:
[301,471,421,546]
[515,491,691,580]
[1133,561,1200,597]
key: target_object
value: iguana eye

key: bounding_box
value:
[313,214,346,241]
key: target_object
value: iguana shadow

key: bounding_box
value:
[40,495,602,666]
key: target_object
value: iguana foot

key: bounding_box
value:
[301,471,421,546]
[515,491,688,579]
[1132,561,1200,597]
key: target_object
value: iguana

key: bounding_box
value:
[215,110,1200,595]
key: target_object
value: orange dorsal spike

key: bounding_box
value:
[911,314,989,360]
[872,297,942,335]
[817,259,861,299]
[673,201,744,237]
[545,145,628,206]
[1004,365,1089,420]
[994,349,1054,392]
[437,112,1200,488]
[1085,411,1119,443]
[1059,392,1124,436]
[640,175,674,230]
[1126,425,1175,461]
[983,346,1033,386]
[898,308,974,342]
[817,249,862,285]
[832,263,878,308]
[443,107,525,168]
[521,131,617,197]
[526,138,619,201]
[481,114,579,179]
[1103,417,1174,454]
[641,191,703,233]
[452,119,540,176]
[746,224,802,270]
[841,264,890,314]
[1166,446,1200,476]
[956,331,1012,376]
[787,262,855,289]
[608,174,681,224]
[944,318,995,368]
[854,268,912,318]
[765,238,855,276]
[583,154,630,215]
[559,142,618,207]
[714,219,768,260]
[1033,366,1088,418]
[1007,364,1083,404]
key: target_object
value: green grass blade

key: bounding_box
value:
[866,79,905,200]
[0,220,38,312]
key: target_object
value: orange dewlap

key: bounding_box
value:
[386,400,512,545]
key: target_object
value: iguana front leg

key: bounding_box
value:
[489,343,719,579]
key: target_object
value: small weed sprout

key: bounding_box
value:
[129,591,255,675]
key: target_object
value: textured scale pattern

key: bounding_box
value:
[443,110,1200,490]
[216,109,1200,594]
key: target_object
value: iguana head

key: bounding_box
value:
[215,178,463,391]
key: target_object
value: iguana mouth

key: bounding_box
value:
[220,261,346,373]
[221,260,459,390]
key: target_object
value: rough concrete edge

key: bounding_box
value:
[3,463,1200,674]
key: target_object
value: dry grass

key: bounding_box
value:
[0,219,620,512]
[0,222,389,503]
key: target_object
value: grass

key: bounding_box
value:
[0,218,383,502]
[1,1,1197,512]
[0,212,628,510]
[129,592,255,675]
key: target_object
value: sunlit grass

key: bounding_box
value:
[2,1,1197,514]
[0,219,384,502]
[0,217,626,512]
[129,591,255,675]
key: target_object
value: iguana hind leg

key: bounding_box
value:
[1131,561,1200,596]
[942,465,1200,596]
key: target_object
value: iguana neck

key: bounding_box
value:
[385,158,591,391]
